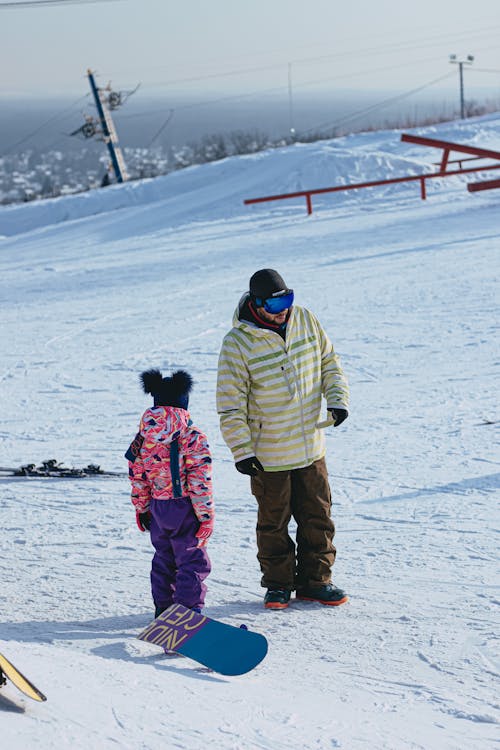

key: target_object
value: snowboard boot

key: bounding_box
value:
[155,604,201,618]
[264,589,291,610]
[296,583,348,606]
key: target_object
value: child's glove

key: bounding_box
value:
[136,510,151,532]
[195,518,214,548]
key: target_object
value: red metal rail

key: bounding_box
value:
[433,155,487,168]
[402,133,500,194]
[400,133,500,170]
[468,177,500,193]
[244,163,500,215]
[244,134,500,215]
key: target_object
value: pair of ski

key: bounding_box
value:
[0,604,267,702]
[0,461,123,478]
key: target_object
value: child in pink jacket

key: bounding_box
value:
[126,369,214,615]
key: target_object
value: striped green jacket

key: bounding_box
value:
[216,301,349,471]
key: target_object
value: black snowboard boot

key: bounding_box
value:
[264,589,291,610]
[296,583,348,606]
[155,604,169,618]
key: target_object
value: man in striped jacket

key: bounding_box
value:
[216,269,350,610]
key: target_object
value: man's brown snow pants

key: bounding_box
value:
[250,457,336,591]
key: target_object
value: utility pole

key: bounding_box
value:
[87,69,128,182]
[449,54,474,119]
[288,62,296,141]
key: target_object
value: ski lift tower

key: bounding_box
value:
[87,69,128,183]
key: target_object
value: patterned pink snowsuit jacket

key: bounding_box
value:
[128,406,214,523]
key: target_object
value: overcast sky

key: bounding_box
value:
[1,0,499,102]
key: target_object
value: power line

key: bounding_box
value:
[289,26,500,71]
[111,23,500,86]
[0,0,122,7]
[167,56,459,110]
[300,71,457,136]
[2,94,89,154]
[111,33,499,115]
[146,109,175,148]
[114,53,464,130]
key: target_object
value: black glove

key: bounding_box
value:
[329,408,349,427]
[235,456,264,476]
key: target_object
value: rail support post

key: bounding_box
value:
[440,148,450,172]
[420,177,427,200]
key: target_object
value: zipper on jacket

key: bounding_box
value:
[288,358,311,463]
[259,321,311,464]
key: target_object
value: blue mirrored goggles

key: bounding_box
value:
[254,289,294,314]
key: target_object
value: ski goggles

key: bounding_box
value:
[254,289,294,314]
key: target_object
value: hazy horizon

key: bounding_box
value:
[2,87,499,156]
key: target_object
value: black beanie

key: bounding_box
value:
[249,269,288,300]
[140,369,193,409]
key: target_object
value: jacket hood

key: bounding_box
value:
[232,293,251,327]
[232,293,296,332]
[140,406,191,445]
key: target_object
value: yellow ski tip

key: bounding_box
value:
[0,652,47,702]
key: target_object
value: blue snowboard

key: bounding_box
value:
[137,603,268,675]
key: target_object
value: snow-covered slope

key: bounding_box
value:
[2,111,500,238]
[0,114,499,750]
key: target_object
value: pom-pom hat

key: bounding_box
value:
[140,369,193,409]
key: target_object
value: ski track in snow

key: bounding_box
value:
[0,115,499,750]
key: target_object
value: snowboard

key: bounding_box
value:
[0,651,47,702]
[137,602,268,675]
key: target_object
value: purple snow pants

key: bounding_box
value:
[149,497,211,612]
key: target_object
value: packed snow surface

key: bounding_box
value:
[0,114,499,749]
